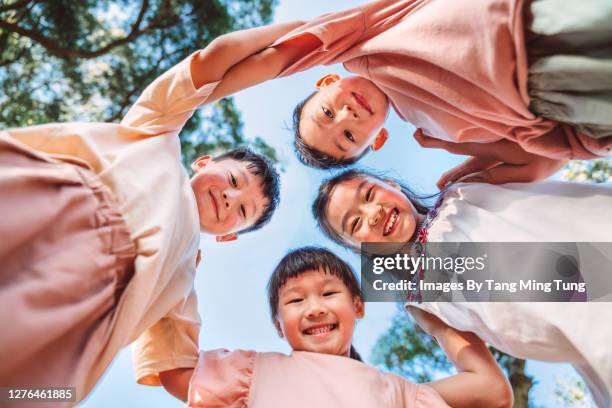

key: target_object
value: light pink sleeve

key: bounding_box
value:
[516,122,612,159]
[271,0,422,78]
[413,384,451,408]
[188,349,256,408]
[120,52,219,136]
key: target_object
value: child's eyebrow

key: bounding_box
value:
[238,168,250,187]
[341,180,368,234]
[279,286,302,297]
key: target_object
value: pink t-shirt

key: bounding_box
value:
[273,0,612,159]
[188,349,450,408]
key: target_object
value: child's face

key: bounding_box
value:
[325,176,419,247]
[275,269,363,357]
[190,158,268,236]
[300,76,389,160]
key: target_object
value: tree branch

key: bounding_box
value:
[0,0,153,59]
[0,0,33,13]
[105,52,166,123]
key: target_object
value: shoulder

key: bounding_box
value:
[188,349,257,407]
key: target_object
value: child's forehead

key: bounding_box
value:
[280,269,344,292]
[331,176,371,197]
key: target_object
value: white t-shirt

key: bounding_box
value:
[410,181,612,407]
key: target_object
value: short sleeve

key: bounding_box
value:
[516,121,612,159]
[131,287,201,386]
[188,349,256,408]
[270,0,421,78]
[414,384,451,407]
[269,4,365,78]
[120,51,219,136]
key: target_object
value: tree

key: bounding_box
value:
[372,311,534,408]
[0,0,279,167]
[554,376,595,408]
[562,159,612,183]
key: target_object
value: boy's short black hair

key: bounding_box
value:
[213,147,280,234]
[292,92,369,170]
[267,246,363,320]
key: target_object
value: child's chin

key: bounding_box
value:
[200,224,222,236]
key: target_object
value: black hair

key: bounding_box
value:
[292,92,370,169]
[267,246,363,362]
[213,147,280,234]
[312,169,432,250]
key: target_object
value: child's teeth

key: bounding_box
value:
[307,324,335,335]
[384,210,399,235]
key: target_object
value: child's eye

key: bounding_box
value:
[240,204,246,219]
[365,186,374,202]
[322,107,333,119]
[344,130,355,142]
[323,291,338,297]
[230,173,238,187]
[286,298,303,304]
[350,217,360,235]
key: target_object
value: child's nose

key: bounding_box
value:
[368,205,384,226]
[221,191,235,210]
[339,104,359,120]
[305,302,327,319]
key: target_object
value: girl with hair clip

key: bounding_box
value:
[313,169,612,407]
[159,246,514,407]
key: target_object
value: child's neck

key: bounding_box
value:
[409,213,427,241]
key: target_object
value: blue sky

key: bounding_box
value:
[82,1,586,406]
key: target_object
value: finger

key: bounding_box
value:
[413,128,449,150]
[437,156,499,189]
[461,164,533,185]
[462,156,568,185]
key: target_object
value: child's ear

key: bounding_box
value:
[191,155,212,172]
[353,297,365,319]
[274,320,284,338]
[315,73,341,89]
[370,128,389,152]
[215,233,238,243]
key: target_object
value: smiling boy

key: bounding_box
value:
[0,21,296,404]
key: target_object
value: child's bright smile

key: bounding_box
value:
[383,208,400,236]
[325,176,420,247]
[208,188,220,220]
[351,91,373,115]
[191,157,269,236]
[302,323,338,337]
[276,269,363,357]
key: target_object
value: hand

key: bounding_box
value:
[414,128,535,164]
[436,156,567,189]
[413,128,567,187]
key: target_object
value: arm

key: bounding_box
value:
[203,31,322,102]
[159,367,194,402]
[190,20,311,89]
[407,306,514,408]
[120,20,313,132]
[413,128,566,187]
